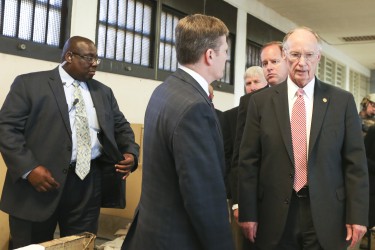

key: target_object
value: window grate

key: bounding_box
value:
[246,40,261,68]
[158,7,182,72]
[0,0,63,46]
[97,0,154,67]
[220,35,233,84]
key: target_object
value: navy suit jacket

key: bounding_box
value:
[122,69,234,250]
[0,67,139,221]
[238,78,368,249]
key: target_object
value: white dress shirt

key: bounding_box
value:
[59,64,102,162]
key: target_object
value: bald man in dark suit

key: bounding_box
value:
[238,27,368,250]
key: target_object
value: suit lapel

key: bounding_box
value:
[273,83,294,163]
[309,79,329,156]
[48,68,72,139]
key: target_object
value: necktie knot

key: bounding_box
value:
[73,81,79,88]
[297,88,304,97]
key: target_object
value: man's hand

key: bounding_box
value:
[346,224,367,248]
[27,165,60,192]
[239,221,258,242]
[233,209,239,223]
[115,153,135,179]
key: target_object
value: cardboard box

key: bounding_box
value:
[40,233,95,250]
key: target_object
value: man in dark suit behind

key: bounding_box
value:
[238,27,368,249]
[0,36,139,248]
[121,14,234,250]
[229,42,288,250]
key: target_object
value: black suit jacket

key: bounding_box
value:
[222,106,238,198]
[122,69,233,250]
[0,67,139,221]
[230,86,268,203]
[238,79,368,249]
[364,125,375,227]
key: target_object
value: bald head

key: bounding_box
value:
[61,36,95,62]
[282,27,322,87]
[61,36,99,82]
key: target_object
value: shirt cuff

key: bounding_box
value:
[232,204,238,210]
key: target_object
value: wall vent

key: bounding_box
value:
[341,35,375,42]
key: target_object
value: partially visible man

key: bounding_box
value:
[0,36,139,248]
[222,65,266,250]
[261,41,289,86]
[238,27,368,249]
[359,94,375,136]
[230,41,288,221]
[226,42,287,250]
[243,66,268,94]
[122,14,234,250]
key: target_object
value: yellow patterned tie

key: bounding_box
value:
[73,81,91,180]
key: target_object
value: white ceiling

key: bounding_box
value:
[257,0,375,70]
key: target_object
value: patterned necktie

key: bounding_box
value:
[73,81,91,180]
[291,88,307,191]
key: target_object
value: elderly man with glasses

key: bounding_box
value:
[238,27,368,250]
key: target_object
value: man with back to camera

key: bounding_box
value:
[238,27,368,249]
[121,14,234,250]
[0,36,139,248]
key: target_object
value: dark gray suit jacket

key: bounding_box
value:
[238,78,369,250]
[0,67,139,221]
[122,69,234,250]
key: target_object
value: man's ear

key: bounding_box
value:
[65,52,72,63]
[205,49,214,65]
[281,50,287,60]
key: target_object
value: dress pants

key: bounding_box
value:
[276,187,323,250]
[9,159,102,249]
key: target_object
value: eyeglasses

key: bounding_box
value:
[70,52,101,64]
[261,59,280,68]
[285,51,317,62]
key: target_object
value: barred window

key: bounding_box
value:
[97,0,154,67]
[246,40,261,68]
[0,0,63,46]
[317,55,347,89]
[158,7,182,72]
[220,34,233,85]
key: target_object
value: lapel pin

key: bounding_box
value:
[323,98,327,103]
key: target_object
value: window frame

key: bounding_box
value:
[96,0,157,79]
[0,0,70,62]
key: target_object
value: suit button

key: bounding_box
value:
[284,199,289,204]
[289,173,293,178]
[63,169,68,174]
